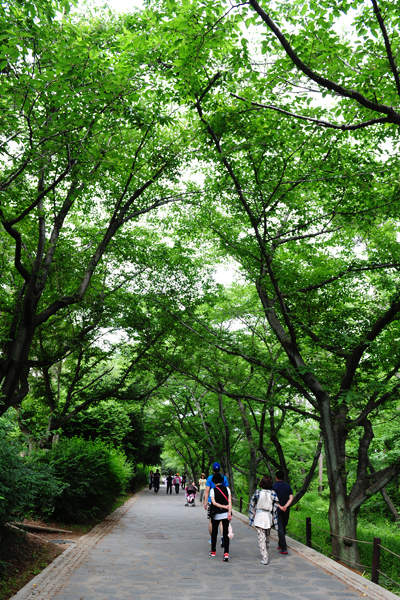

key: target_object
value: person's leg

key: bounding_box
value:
[207,505,212,537]
[255,527,268,563]
[277,513,287,552]
[211,519,219,553]
[221,519,229,554]
[265,527,271,561]
[199,489,204,503]
[283,512,289,536]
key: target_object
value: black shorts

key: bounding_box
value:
[207,504,211,520]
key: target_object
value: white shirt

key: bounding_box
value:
[254,489,274,529]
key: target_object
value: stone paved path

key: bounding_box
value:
[47,486,368,600]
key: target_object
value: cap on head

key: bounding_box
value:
[212,462,221,471]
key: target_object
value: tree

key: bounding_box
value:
[148,1,400,562]
[0,6,191,416]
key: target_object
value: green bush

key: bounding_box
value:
[132,464,149,490]
[0,432,64,524]
[36,437,132,521]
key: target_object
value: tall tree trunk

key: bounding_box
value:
[323,417,361,568]
[218,384,235,497]
[269,407,291,484]
[328,486,360,568]
[236,398,258,500]
[318,452,324,493]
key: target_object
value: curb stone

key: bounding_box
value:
[10,490,144,600]
[232,508,399,600]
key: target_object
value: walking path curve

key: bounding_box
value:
[11,486,398,600]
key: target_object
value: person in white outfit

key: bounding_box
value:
[248,476,279,565]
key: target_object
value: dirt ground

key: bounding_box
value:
[0,493,133,599]
[19,517,86,546]
[0,525,64,600]
[0,518,92,599]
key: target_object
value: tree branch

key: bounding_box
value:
[248,0,400,124]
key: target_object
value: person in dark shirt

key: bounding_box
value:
[272,470,293,554]
[166,472,173,494]
[153,470,161,494]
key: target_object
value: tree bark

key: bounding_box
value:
[218,384,236,497]
[236,398,258,500]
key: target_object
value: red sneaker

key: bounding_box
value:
[223,553,229,562]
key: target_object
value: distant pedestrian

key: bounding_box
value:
[273,470,293,555]
[249,476,279,565]
[198,473,207,503]
[173,473,181,493]
[209,473,232,562]
[148,470,153,491]
[153,469,161,494]
[166,472,173,494]
[181,474,187,489]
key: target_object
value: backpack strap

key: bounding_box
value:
[216,486,229,503]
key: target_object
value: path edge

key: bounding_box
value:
[10,490,145,600]
[232,509,398,600]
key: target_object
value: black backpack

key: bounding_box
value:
[211,485,229,515]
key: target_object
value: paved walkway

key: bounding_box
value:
[37,486,373,600]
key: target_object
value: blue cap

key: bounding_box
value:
[212,462,221,470]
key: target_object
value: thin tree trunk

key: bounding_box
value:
[218,384,235,497]
[318,452,323,493]
[236,398,258,500]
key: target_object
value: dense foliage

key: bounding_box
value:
[1,0,400,576]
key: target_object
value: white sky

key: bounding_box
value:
[99,0,143,11]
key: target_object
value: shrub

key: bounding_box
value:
[36,437,132,521]
[0,432,64,524]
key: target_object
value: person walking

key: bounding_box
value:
[209,473,232,562]
[249,476,279,565]
[203,463,229,546]
[153,469,161,494]
[273,470,293,555]
[148,470,153,491]
[166,472,173,494]
[181,474,187,490]
[173,473,181,494]
[198,473,207,504]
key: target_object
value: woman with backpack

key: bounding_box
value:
[209,473,232,562]
[248,476,279,565]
